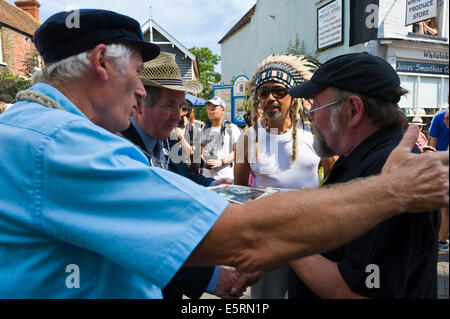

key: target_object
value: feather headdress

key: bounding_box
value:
[248,55,317,95]
[248,55,318,163]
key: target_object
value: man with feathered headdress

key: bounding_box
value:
[234,55,329,298]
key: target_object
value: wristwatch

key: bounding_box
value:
[221,159,225,166]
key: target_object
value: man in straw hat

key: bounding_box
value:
[121,52,231,186]
[121,52,239,299]
[287,52,441,299]
[0,9,448,298]
[409,116,429,152]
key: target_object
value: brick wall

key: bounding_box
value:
[0,26,37,77]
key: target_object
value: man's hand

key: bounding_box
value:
[214,267,240,299]
[229,270,262,297]
[214,267,261,299]
[216,178,233,186]
[382,124,449,212]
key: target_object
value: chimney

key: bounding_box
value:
[15,0,40,22]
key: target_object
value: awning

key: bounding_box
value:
[185,93,206,107]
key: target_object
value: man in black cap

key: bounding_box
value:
[287,52,440,299]
[0,10,448,299]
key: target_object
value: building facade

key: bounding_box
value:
[0,0,41,77]
[219,0,449,123]
[141,18,199,82]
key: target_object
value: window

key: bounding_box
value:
[412,18,438,36]
[0,27,4,65]
[411,0,449,39]
[399,75,417,114]
[399,74,449,117]
[418,77,441,108]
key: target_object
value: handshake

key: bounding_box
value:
[213,267,262,299]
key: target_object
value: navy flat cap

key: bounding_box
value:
[289,53,401,103]
[34,9,160,63]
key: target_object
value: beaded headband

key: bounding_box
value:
[254,62,305,91]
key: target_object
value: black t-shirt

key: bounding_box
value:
[288,126,440,299]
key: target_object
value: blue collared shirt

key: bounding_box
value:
[0,83,229,298]
[130,118,220,293]
[130,117,165,164]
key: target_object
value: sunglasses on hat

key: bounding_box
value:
[257,86,288,99]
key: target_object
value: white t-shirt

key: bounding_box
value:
[201,122,241,180]
[248,121,320,190]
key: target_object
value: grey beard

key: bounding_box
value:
[262,102,284,121]
[263,109,284,121]
[312,124,336,158]
[263,112,283,121]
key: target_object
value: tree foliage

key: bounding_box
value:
[194,105,209,124]
[189,47,221,100]
[20,51,40,78]
[0,72,32,103]
[284,34,321,67]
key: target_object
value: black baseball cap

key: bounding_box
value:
[34,9,160,64]
[288,53,401,103]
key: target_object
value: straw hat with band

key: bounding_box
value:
[139,52,203,94]
[409,116,426,126]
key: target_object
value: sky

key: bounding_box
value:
[5,0,256,68]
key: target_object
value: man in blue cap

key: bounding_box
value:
[0,10,448,299]
[287,52,441,299]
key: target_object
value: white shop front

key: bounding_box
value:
[382,40,449,129]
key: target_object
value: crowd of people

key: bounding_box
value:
[0,9,448,299]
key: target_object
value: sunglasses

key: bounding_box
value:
[257,86,288,99]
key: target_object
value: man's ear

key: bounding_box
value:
[88,44,110,82]
[134,100,145,116]
[346,95,365,128]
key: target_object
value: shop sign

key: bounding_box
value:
[396,60,449,75]
[317,0,344,50]
[423,50,449,62]
[405,0,438,26]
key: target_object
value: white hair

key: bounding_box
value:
[32,43,132,84]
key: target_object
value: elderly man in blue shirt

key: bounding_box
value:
[0,9,448,299]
